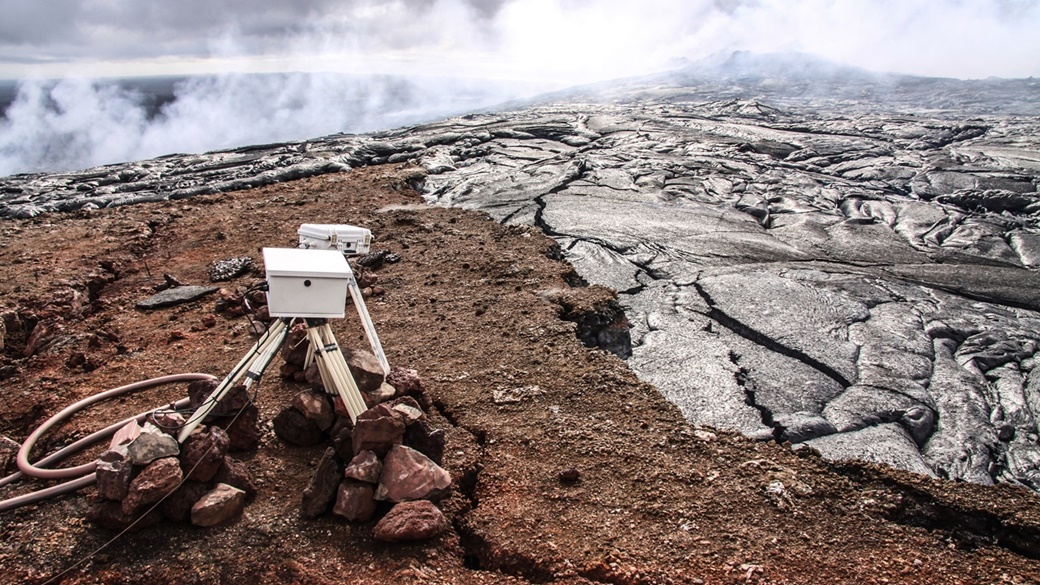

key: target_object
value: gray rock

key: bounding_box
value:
[135,286,219,310]
[127,423,179,466]
[209,257,253,282]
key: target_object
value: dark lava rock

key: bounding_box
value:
[344,348,386,393]
[403,419,445,466]
[191,483,246,527]
[180,426,230,482]
[135,286,219,310]
[352,405,405,457]
[158,481,211,523]
[344,450,382,484]
[301,447,342,519]
[272,406,323,447]
[214,457,258,500]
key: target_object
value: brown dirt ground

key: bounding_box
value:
[1,165,1040,585]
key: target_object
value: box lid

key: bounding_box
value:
[263,247,351,278]
[298,223,371,241]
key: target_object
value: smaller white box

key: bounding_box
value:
[298,224,372,255]
[263,248,352,318]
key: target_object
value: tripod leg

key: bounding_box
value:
[307,323,367,423]
[345,272,390,375]
[177,318,290,443]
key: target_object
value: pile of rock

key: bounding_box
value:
[274,347,452,542]
[87,408,257,531]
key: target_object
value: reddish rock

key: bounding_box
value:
[88,500,164,532]
[376,445,451,503]
[218,404,260,452]
[362,383,396,408]
[122,457,183,515]
[191,483,246,527]
[330,416,354,461]
[404,419,446,466]
[281,323,310,367]
[333,481,377,522]
[301,448,341,519]
[344,348,385,393]
[158,481,211,523]
[188,381,250,417]
[109,420,141,449]
[356,267,378,288]
[214,457,257,500]
[180,426,230,482]
[279,362,301,380]
[304,362,322,387]
[386,367,423,398]
[373,500,450,542]
[352,408,405,457]
[392,401,425,426]
[96,456,132,501]
[344,450,382,484]
[293,389,334,431]
[273,406,323,447]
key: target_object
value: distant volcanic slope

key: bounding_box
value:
[3,54,1040,490]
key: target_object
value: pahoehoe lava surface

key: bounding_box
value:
[3,56,1040,492]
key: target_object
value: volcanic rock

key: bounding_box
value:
[122,456,182,515]
[403,419,446,466]
[127,423,179,465]
[300,447,342,518]
[214,457,257,500]
[88,500,164,532]
[386,366,423,399]
[333,481,377,522]
[191,483,246,527]
[273,406,323,447]
[293,388,335,431]
[135,286,219,310]
[209,257,253,282]
[180,425,230,482]
[146,411,186,437]
[344,450,382,484]
[376,445,451,502]
[158,481,211,523]
[218,403,260,452]
[352,404,405,457]
[330,416,355,460]
[109,420,141,449]
[344,348,385,392]
[96,453,133,501]
[362,382,396,408]
[373,500,449,542]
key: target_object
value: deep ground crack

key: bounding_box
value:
[693,280,852,389]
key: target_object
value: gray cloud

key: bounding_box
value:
[0,1,1035,80]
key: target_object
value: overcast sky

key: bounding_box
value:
[1,0,1039,83]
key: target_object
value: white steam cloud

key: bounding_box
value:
[1,0,1038,176]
